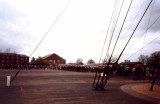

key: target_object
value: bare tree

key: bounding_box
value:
[147,51,160,68]
[138,55,149,65]
[4,48,10,53]
[87,59,95,64]
[76,58,83,65]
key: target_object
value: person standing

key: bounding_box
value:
[136,66,141,80]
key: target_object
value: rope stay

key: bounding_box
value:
[116,0,153,63]
[103,0,124,64]
[98,0,118,64]
[93,0,153,90]
[127,33,160,60]
[109,0,133,65]
[100,0,133,88]
[119,0,146,49]
[94,0,119,88]
[11,0,71,84]
[123,13,160,58]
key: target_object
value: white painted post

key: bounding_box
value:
[7,76,11,87]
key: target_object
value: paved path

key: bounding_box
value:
[0,70,160,104]
[121,83,160,104]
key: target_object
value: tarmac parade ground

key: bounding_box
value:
[0,70,160,104]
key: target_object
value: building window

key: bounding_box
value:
[53,60,56,64]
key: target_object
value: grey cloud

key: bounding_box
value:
[111,0,160,62]
[0,1,22,22]
[0,1,34,54]
[115,0,160,42]
[135,0,160,33]
[118,0,160,33]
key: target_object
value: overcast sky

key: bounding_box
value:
[0,0,160,63]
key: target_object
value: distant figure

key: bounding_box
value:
[145,67,150,77]
[136,66,141,80]
[149,67,154,77]
[125,66,130,76]
[132,67,136,76]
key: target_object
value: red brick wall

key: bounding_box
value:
[0,53,29,66]
[44,54,66,65]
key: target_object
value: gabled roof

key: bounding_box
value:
[43,53,65,60]
[42,54,52,59]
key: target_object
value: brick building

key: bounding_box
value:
[43,53,66,66]
[120,62,143,68]
[0,53,29,69]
